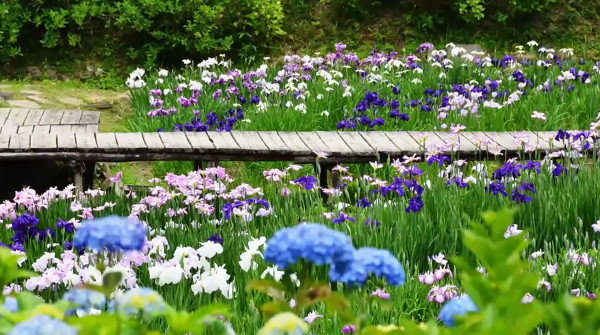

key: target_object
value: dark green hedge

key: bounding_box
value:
[0,0,598,69]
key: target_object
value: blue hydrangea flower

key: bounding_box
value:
[264,223,355,269]
[3,296,18,312]
[439,295,478,327]
[74,216,147,252]
[63,288,106,314]
[331,247,406,286]
[112,287,165,315]
[8,315,77,335]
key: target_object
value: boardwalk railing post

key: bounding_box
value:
[69,161,86,192]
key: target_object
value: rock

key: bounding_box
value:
[7,100,41,108]
[45,66,58,80]
[57,96,84,106]
[0,91,14,100]
[27,95,52,104]
[27,66,42,80]
[116,92,130,104]
[86,101,113,110]
[20,89,43,95]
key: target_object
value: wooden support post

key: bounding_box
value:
[331,168,340,189]
[207,161,219,168]
[193,160,203,171]
[69,161,86,192]
[315,162,333,201]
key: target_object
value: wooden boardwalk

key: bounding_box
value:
[0,108,100,134]
[0,130,576,163]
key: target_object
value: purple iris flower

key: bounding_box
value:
[332,212,355,224]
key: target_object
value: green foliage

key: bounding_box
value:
[0,0,286,66]
[252,208,600,334]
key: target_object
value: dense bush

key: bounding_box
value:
[0,0,599,71]
[0,0,285,67]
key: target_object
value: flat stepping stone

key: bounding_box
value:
[7,100,41,108]
[0,91,14,100]
[20,90,43,95]
[57,96,84,106]
[27,95,52,104]
[86,101,113,110]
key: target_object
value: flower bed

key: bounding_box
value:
[0,127,600,333]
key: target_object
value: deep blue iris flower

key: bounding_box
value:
[332,212,355,224]
[511,189,533,203]
[405,196,423,213]
[293,176,318,190]
[552,164,567,177]
[485,180,508,196]
[207,233,223,245]
[356,197,372,208]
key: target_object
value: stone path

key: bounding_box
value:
[0,83,128,112]
[7,100,41,108]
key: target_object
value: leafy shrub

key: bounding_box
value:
[0,0,286,66]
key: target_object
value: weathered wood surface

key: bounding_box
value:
[0,130,584,163]
[0,108,100,133]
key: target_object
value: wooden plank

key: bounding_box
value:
[337,131,373,156]
[79,111,101,125]
[33,125,50,134]
[358,131,402,155]
[96,133,119,150]
[57,133,76,149]
[30,133,57,150]
[297,132,329,153]
[75,133,98,149]
[458,132,486,151]
[23,109,44,126]
[433,131,481,153]
[0,134,10,149]
[0,124,18,134]
[186,132,215,151]
[507,131,541,147]
[39,110,64,125]
[141,133,164,151]
[277,132,311,155]
[8,134,30,150]
[6,108,29,126]
[206,132,240,153]
[70,125,87,133]
[231,131,269,153]
[17,126,34,134]
[60,110,83,125]
[50,125,72,134]
[388,132,425,153]
[315,131,353,155]
[483,131,519,151]
[535,131,565,150]
[159,132,192,151]
[258,131,289,153]
[0,109,10,126]
[86,125,99,133]
[115,132,147,150]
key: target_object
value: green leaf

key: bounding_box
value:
[246,279,285,301]
[15,292,45,311]
[259,301,290,319]
[102,271,123,293]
